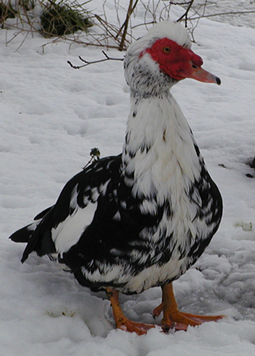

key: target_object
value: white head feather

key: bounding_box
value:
[124,21,191,94]
[133,21,191,51]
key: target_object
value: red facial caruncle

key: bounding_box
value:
[143,38,221,85]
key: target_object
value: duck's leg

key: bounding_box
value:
[153,283,224,331]
[105,287,155,335]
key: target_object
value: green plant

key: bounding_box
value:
[20,0,36,11]
[0,1,17,24]
[40,0,92,37]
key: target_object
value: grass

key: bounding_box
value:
[0,1,17,24]
[40,0,93,37]
[0,0,93,37]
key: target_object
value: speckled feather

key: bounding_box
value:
[9,21,222,295]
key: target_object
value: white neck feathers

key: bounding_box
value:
[121,93,202,203]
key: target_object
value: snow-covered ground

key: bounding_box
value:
[191,0,255,28]
[1,2,255,355]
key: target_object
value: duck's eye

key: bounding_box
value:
[162,46,171,54]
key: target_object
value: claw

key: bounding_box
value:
[156,283,224,331]
[105,284,224,336]
[106,287,155,335]
[152,303,163,318]
[117,319,155,335]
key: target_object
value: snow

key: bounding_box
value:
[1,1,255,355]
[191,0,255,29]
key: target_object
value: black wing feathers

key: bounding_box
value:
[10,155,122,262]
[10,225,36,243]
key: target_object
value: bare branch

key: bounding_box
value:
[118,0,137,51]
[190,10,255,21]
[115,0,139,40]
[67,50,124,69]
[5,0,255,52]
[177,0,195,26]
[83,148,101,169]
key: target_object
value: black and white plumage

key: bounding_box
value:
[10,21,223,332]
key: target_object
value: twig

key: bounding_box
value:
[177,0,195,26]
[83,148,101,169]
[94,14,120,40]
[115,0,139,39]
[118,0,136,51]
[67,50,124,69]
[190,10,255,20]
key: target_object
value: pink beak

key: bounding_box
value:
[178,49,221,85]
[183,62,221,85]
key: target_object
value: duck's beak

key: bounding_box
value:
[176,48,221,85]
[182,61,221,85]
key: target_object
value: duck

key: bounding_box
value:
[9,21,223,334]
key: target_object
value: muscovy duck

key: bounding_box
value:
[10,21,223,334]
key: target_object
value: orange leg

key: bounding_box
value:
[105,287,155,335]
[153,283,224,331]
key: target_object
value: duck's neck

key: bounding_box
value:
[121,92,202,201]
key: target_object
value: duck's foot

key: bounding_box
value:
[116,318,155,335]
[161,310,224,332]
[105,284,224,335]
[106,287,155,335]
[153,283,224,331]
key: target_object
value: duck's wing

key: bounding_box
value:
[9,155,122,263]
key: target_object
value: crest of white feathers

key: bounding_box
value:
[124,21,191,88]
